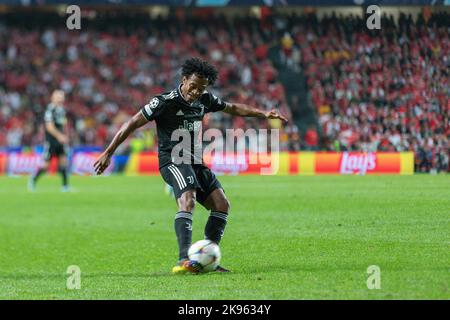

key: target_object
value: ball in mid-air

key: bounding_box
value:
[188,240,221,272]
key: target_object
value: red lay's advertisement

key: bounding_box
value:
[0,151,413,176]
[314,152,405,175]
[131,152,412,175]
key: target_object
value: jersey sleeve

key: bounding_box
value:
[44,107,54,123]
[205,92,227,113]
[140,96,166,121]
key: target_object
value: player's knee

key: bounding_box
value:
[182,198,196,212]
[223,198,231,213]
[214,197,230,213]
[178,192,197,212]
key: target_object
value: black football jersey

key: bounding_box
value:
[140,85,226,168]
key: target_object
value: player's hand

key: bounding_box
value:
[58,135,69,144]
[94,151,112,175]
[265,109,288,123]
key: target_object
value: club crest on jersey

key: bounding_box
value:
[179,120,202,132]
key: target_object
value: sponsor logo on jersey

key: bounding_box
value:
[179,120,202,132]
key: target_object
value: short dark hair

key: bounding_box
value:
[181,57,218,85]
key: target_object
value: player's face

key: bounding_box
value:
[181,74,208,103]
[52,91,65,106]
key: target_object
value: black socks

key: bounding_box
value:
[174,211,193,260]
[204,211,228,244]
[58,166,68,187]
[32,168,46,183]
[175,210,229,261]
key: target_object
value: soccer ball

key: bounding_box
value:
[188,240,221,272]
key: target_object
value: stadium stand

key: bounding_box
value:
[0,9,448,172]
[277,12,449,172]
[0,12,296,151]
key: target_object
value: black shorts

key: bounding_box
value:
[160,163,223,205]
[43,141,68,161]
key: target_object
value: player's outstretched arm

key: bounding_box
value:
[222,102,288,122]
[94,111,148,175]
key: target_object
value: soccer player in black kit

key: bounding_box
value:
[94,58,287,274]
[29,90,70,192]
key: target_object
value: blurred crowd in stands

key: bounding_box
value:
[0,9,448,172]
[278,11,449,172]
[0,12,296,155]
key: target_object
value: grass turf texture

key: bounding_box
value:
[0,175,448,300]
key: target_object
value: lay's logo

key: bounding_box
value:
[340,152,377,175]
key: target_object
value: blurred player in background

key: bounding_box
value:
[29,90,70,192]
[94,58,287,274]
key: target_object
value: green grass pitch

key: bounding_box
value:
[0,174,448,299]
